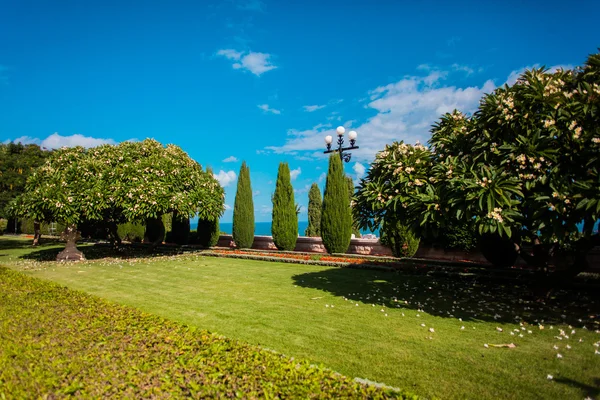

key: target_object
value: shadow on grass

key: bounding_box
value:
[291,267,600,325]
[554,377,600,399]
[19,242,194,262]
[0,237,42,250]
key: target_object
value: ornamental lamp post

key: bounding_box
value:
[324,126,359,163]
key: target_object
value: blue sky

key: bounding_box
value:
[1,0,599,223]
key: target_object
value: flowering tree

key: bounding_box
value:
[355,52,600,277]
[12,139,224,255]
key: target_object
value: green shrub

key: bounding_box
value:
[380,219,420,258]
[272,162,298,251]
[17,219,66,236]
[0,218,6,234]
[321,155,352,254]
[423,222,478,252]
[0,267,407,399]
[170,212,190,245]
[117,222,145,243]
[195,218,220,247]
[345,176,361,238]
[305,183,322,237]
[233,161,254,249]
[144,217,165,244]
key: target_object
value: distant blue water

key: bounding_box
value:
[190,221,379,237]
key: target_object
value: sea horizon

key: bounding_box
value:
[190,221,380,237]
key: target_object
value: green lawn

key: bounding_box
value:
[2,236,600,399]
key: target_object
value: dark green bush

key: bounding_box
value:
[18,219,66,236]
[195,218,220,247]
[305,183,322,237]
[0,267,409,399]
[272,162,298,251]
[423,222,479,252]
[170,212,190,245]
[321,155,352,254]
[233,161,254,249]
[380,219,420,258]
[117,222,145,243]
[144,217,165,244]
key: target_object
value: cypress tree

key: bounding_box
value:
[232,161,254,249]
[321,155,352,254]
[304,183,322,237]
[271,162,298,250]
[345,176,361,238]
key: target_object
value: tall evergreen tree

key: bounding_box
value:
[271,162,298,250]
[232,161,254,249]
[345,176,361,238]
[304,183,322,237]
[321,155,352,253]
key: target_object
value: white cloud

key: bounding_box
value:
[258,104,281,114]
[352,162,366,182]
[318,172,326,183]
[214,170,237,187]
[42,133,117,149]
[451,63,475,75]
[253,190,261,196]
[222,156,238,162]
[266,69,497,162]
[259,204,272,215]
[7,133,117,149]
[217,49,277,76]
[224,204,232,210]
[290,167,301,181]
[303,104,326,112]
[294,184,310,194]
[505,63,573,86]
[216,49,243,60]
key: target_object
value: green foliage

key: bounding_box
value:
[17,219,66,236]
[0,267,404,399]
[321,155,352,254]
[195,218,221,247]
[346,176,361,238]
[271,162,298,251]
[355,52,600,271]
[0,143,48,218]
[233,161,254,249]
[10,139,224,227]
[305,183,322,237]
[144,217,165,244]
[170,211,190,245]
[117,222,145,243]
[380,219,420,258]
[423,222,479,252]
[0,219,6,234]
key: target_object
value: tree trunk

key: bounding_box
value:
[32,220,41,246]
[56,224,86,262]
[107,221,122,248]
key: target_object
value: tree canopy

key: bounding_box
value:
[355,51,600,273]
[0,142,48,218]
[11,139,224,226]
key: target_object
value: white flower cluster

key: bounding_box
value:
[487,207,503,223]
[476,177,492,187]
[568,120,582,140]
[497,95,516,121]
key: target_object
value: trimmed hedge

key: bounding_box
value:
[117,222,145,243]
[0,268,410,399]
[380,220,420,258]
